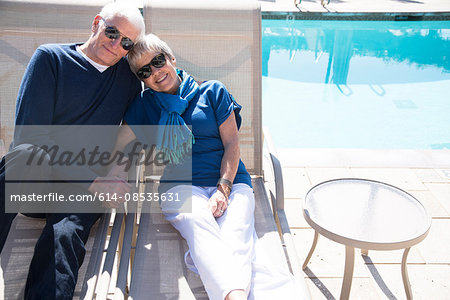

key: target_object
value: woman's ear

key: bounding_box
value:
[171,56,177,67]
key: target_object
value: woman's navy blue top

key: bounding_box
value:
[124,80,252,188]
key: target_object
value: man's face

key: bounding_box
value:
[89,15,140,66]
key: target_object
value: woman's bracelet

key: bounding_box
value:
[217,178,232,191]
[217,178,232,197]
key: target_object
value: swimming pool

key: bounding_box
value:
[262,19,450,149]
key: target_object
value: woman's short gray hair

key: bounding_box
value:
[128,33,176,75]
[99,2,145,41]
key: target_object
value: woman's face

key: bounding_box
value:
[137,51,181,95]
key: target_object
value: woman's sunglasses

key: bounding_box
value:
[101,18,134,51]
[136,53,167,80]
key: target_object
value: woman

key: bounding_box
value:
[117,34,302,300]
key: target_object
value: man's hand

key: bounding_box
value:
[88,176,131,209]
[108,159,129,179]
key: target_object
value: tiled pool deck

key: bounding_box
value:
[260,0,450,299]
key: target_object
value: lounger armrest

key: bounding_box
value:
[262,126,311,299]
[263,126,285,211]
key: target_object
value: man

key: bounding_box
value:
[0,2,144,299]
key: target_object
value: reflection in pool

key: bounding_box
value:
[262,20,450,149]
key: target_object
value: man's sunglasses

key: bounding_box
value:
[101,18,134,51]
[136,53,167,80]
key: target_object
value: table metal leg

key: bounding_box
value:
[302,231,319,270]
[361,249,369,256]
[402,247,413,300]
[340,245,355,300]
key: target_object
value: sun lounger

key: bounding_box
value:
[127,0,310,298]
[1,0,311,298]
[0,1,114,298]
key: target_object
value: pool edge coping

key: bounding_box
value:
[262,11,450,21]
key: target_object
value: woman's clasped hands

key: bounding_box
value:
[208,187,230,218]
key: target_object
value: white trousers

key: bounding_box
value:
[161,184,304,300]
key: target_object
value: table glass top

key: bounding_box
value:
[304,179,430,244]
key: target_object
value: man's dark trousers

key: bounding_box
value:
[0,144,101,300]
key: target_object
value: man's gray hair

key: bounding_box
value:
[128,34,176,75]
[99,2,145,41]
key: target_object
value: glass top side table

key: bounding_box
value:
[302,178,431,300]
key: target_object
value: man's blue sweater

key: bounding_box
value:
[12,43,141,181]
[15,43,141,127]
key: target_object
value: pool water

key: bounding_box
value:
[262,20,450,149]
